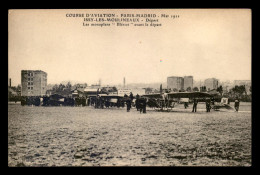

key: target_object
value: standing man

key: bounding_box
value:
[139,98,147,114]
[139,98,144,113]
[136,94,140,111]
[95,96,98,108]
[96,96,100,108]
[143,98,147,113]
[105,99,109,108]
[126,99,131,112]
[129,92,134,102]
[206,98,211,112]
[117,99,120,108]
[234,98,240,112]
[100,97,104,109]
[184,102,189,109]
[192,98,198,112]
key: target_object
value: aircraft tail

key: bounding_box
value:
[224,104,233,110]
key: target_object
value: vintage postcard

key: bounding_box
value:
[8,9,251,166]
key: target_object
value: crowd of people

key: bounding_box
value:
[21,96,80,106]
[191,98,213,112]
[190,97,240,112]
[85,92,147,114]
[20,93,240,113]
[135,94,147,113]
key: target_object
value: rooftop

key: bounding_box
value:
[21,70,47,74]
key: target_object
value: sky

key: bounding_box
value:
[8,9,251,86]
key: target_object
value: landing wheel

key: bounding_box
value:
[213,106,219,111]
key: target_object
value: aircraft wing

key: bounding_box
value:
[167,92,213,98]
[142,93,162,99]
[223,104,233,109]
[99,94,122,98]
[213,104,233,110]
[87,94,124,100]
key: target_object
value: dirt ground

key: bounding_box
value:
[8,103,251,166]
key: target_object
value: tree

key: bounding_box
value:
[112,86,117,92]
[217,85,223,96]
[101,87,108,94]
[232,85,246,98]
[74,83,80,88]
[172,88,178,92]
[193,87,199,92]
[154,89,159,93]
[186,87,192,92]
[179,88,185,92]
[66,81,72,89]
[240,85,247,95]
[58,84,65,91]
[165,89,171,93]
[239,85,246,95]
[200,86,207,92]
[145,88,153,94]
[52,84,59,91]
[52,83,66,93]
[17,85,21,91]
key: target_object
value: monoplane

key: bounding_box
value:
[143,91,213,111]
[211,97,233,111]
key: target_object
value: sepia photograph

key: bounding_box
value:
[8,9,251,166]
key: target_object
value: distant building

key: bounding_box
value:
[131,88,145,96]
[71,88,85,98]
[184,76,193,91]
[144,87,154,94]
[167,76,184,91]
[75,83,88,89]
[90,84,101,89]
[193,80,202,90]
[21,70,47,96]
[219,80,233,93]
[204,78,218,91]
[9,78,11,87]
[117,89,132,97]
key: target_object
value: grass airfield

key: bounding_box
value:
[8,102,251,166]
